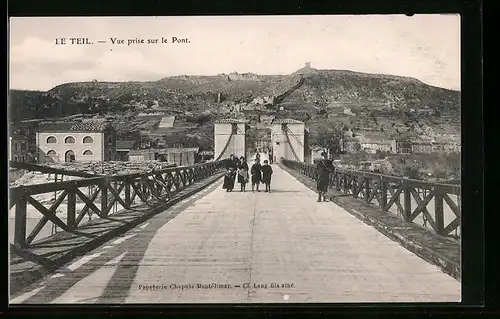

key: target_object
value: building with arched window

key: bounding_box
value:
[36,121,116,163]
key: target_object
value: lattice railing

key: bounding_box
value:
[282,159,461,239]
[9,160,228,248]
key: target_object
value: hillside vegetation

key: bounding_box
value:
[9,67,460,148]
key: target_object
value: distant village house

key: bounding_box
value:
[127,147,200,166]
[360,140,393,154]
[395,140,413,154]
[9,133,29,162]
[157,147,199,166]
[341,137,362,153]
[412,141,434,154]
[116,140,137,161]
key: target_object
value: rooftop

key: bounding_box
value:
[158,147,200,153]
[214,119,249,124]
[271,118,304,124]
[199,150,214,155]
[9,132,27,140]
[38,121,114,133]
[129,147,200,155]
[158,116,176,128]
[116,140,137,150]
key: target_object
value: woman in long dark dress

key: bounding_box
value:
[316,151,335,202]
[237,156,249,192]
[250,158,262,192]
[223,154,238,192]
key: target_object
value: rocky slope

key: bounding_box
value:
[9,67,461,147]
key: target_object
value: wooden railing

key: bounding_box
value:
[9,160,228,248]
[282,159,461,239]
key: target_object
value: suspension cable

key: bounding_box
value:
[214,129,235,161]
[283,125,302,162]
[285,125,304,148]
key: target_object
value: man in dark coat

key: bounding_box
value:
[316,151,335,202]
[261,160,273,192]
[250,158,262,192]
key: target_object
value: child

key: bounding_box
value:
[261,160,273,193]
[250,158,262,192]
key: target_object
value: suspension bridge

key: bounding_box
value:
[8,119,461,304]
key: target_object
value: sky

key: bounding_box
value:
[9,15,461,91]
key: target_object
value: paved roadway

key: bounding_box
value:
[10,165,460,304]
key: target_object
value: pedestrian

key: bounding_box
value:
[237,156,249,192]
[261,160,273,192]
[316,151,335,202]
[233,154,240,166]
[250,158,262,192]
[222,154,238,192]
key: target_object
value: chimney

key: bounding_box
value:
[305,62,311,68]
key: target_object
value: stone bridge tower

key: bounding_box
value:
[214,119,248,160]
[270,119,306,163]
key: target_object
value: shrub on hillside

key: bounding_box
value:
[403,166,420,180]
[185,114,211,125]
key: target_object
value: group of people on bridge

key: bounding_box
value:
[222,151,335,202]
[222,153,273,193]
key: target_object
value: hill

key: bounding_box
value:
[9,68,460,148]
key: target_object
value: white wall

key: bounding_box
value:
[37,132,105,163]
[167,151,196,166]
[214,123,246,160]
[271,123,305,162]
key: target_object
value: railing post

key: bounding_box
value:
[403,181,411,220]
[125,179,131,208]
[380,177,387,210]
[365,178,370,203]
[101,179,108,216]
[435,191,445,235]
[14,193,27,248]
[67,189,76,230]
[352,176,358,197]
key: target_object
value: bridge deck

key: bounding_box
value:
[11,165,460,304]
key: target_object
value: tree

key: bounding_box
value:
[314,121,345,157]
[403,166,420,180]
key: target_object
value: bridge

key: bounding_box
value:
[8,120,461,304]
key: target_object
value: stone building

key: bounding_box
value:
[356,133,395,154]
[116,140,137,161]
[254,129,272,154]
[157,147,199,166]
[412,141,434,154]
[341,137,362,153]
[36,122,117,163]
[270,118,307,162]
[310,146,325,163]
[128,149,156,162]
[395,140,413,154]
[360,141,394,154]
[214,119,248,160]
[9,133,29,162]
